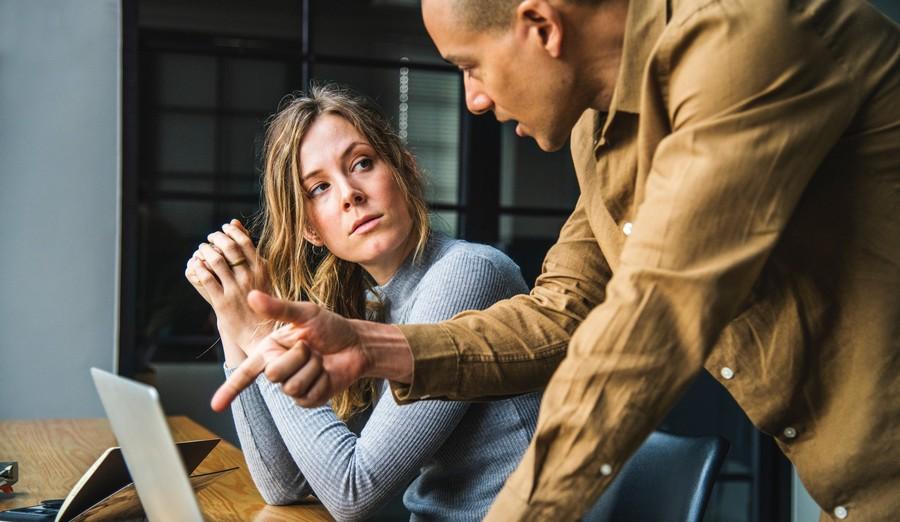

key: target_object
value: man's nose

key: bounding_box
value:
[464,76,493,115]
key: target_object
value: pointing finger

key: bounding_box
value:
[210,325,302,411]
[211,350,267,412]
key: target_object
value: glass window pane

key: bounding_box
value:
[405,69,460,205]
[499,214,567,244]
[222,58,288,112]
[498,214,568,287]
[152,200,215,240]
[156,113,216,173]
[313,63,400,108]
[156,53,217,108]
[140,0,300,39]
[500,121,579,210]
[312,0,443,64]
[430,211,459,238]
[215,202,262,232]
[139,200,218,365]
[221,115,265,176]
[155,173,215,193]
[313,64,460,205]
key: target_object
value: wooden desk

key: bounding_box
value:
[0,416,332,521]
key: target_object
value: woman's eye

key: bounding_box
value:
[309,182,329,196]
[352,158,373,172]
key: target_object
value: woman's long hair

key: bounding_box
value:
[257,83,430,420]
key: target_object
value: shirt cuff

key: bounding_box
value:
[389,323,460,403]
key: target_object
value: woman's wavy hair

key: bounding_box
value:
[257,83,430,420]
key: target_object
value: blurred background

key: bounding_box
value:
[2,1,897,521]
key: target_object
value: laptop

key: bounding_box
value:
[89,368,204,522]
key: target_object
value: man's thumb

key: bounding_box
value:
[247,290,319,324]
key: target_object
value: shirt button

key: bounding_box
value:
[600,463,612,476]
[720,367,735,380]
[783,427,797,439]
[834,506,848,519]
[623,222,633,236]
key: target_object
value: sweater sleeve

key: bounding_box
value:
[225,370,312,504]
[234,244,529,521]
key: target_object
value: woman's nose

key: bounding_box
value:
[342,185,366,210]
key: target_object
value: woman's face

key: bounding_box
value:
[299,113,415,284]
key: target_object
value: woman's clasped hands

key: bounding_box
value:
[184,218,272,365]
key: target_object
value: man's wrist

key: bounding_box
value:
[351,320,413,383]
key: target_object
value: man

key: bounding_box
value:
[213,0,900,519]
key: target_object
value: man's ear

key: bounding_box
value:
[303,227,324,247]
[514,0,564,58]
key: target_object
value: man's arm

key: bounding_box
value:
[486,3,858,520]
[392,195,612,401]
[211,293,413,412]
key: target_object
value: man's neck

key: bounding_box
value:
[566,0,629,111]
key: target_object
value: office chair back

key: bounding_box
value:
[582,431,729,522]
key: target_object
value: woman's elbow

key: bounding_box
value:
[260,490,299,506]
[330,506,379,522]
[324,494,386,522]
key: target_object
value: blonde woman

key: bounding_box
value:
[185,84,541,521]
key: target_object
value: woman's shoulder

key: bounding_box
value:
[418,234,527,293]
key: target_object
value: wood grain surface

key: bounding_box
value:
[0,416,332,521]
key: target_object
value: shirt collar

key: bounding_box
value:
[613,0,668,114]
[594,0,668,147]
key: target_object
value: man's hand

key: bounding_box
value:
[210,290,411,411]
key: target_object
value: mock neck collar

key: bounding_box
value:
[372,232,451,313]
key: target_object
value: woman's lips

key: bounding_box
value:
[352,215,382,235]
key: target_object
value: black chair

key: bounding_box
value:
[582,431,729,522]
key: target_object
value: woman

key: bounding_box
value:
[184,84,541,521]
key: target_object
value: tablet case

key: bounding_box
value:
[54,439,235,522]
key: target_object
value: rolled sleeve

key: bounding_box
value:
[393,323,460,401]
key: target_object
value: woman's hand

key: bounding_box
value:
[184,219,272,365]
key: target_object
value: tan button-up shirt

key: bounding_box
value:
[396,0,900,519]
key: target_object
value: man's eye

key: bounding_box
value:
[352,158,373,171]
[309,182,329,196]
[464,69,482,82]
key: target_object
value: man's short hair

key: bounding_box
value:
[453,0,602,33]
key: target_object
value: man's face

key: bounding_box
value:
[422,0,582,152]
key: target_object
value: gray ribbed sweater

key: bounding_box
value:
[226,233,542,521]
